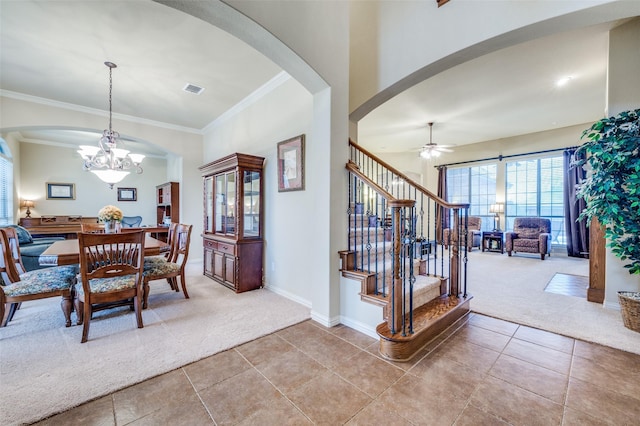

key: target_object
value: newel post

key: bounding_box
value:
[450,208,460,297]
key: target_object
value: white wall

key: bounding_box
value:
[194,1,351,326]
[1,95,204,260]
[604,18,640,308]
[18,142,166,225]
[204,77,315,307]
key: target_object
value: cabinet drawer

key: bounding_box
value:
[217,242,236,255]
[203,239,217,250]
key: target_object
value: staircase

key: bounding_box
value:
[340,140,473,361]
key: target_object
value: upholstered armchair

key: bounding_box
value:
[443,216,482,252]
[505,217,552,260]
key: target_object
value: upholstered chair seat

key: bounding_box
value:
[75,275,138,298]
[143,255,169,269]
[5,266,77,298]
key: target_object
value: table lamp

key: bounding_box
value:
[20,200,35,218]
[489,202,504,231]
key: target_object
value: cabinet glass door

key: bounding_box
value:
[243,171,261,237]
[205,176,213,233]
[214,172,236,235]
[214,175,225,233]
[226,172,236,235]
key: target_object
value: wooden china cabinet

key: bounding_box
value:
[199,153,264,293]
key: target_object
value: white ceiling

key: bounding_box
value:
[357,22,619,154]
[0,0,282,156]
[0,1,634,158]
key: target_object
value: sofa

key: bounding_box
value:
[0,225,64,271]
[505,217,552,260]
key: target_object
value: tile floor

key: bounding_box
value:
[34,313,640,425]
[544,273,589,299]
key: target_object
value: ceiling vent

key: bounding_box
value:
[183,83,205,95]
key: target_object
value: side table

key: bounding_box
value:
[482,231,504,254]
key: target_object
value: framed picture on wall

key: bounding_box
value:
[277,134,305,192]
[46,183,75,200]
[117,187,137,202]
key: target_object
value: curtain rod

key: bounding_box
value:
[435,145,579,168]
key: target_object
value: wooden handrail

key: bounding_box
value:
[349,139,470,210]
[346,160,396,201]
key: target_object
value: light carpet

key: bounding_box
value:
[0,264,310,425]
[467,250,640,355]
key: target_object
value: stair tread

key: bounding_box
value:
[377,294,472,340]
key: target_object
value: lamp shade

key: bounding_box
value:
[21,200,35,208]
[489,203,504,214]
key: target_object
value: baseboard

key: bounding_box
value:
[310,311,341,328]
[604,300,622,311]
[263,284,312,309]
[339,316,378,339]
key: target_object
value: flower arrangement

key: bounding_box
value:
[98,205,123,222]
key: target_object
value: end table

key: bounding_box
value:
[482,231,504,254]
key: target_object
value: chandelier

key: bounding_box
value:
[78,62,144,188]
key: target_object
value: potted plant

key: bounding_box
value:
[575,108,640,331]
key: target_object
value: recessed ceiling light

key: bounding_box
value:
[556,76,573,87]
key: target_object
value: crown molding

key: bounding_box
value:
[203,71,291,132]
[0,90,202,135]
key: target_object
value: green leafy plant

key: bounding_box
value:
[575,108,640,274]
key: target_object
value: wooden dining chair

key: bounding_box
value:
[142,222,177,290]
[0,228,77,327]
[142,224,192,309]
[75,230,145,343]
[81,223,105,233]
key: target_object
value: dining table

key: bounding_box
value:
[39,235,170,266]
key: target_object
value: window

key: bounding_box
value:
[447,164,497,231]
[505,156,565,245]
[0,139,13,226]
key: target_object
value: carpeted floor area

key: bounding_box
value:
[467,250,640,356]
[0,264,310,425]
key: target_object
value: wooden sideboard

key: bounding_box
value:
[19,216,169,239]
[20,216,98,239]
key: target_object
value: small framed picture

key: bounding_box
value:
[46,183,75,200]
[117,187,137,202]
[277,134,305,192]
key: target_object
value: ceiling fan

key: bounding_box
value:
[419,122,454,159]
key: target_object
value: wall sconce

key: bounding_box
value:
[489,202,505,231]
[20,200,35,218]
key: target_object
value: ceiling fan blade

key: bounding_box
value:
[436,147,454,153]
